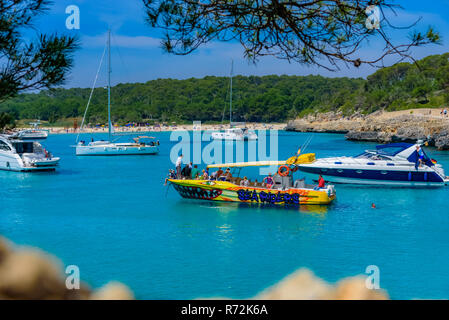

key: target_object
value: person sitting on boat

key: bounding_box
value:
[416,145,425,168]
[262,173,274,189]
[215,167,224,179]
[200,169,209,180]
[164,169,176,185]
[318,175,325,188]
[240,176,249,187]
[220,168,232,181]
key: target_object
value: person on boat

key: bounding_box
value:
[200,169,209,180]
[176,154,183,178]
[416,145,425,168]
[164,169,177,185]
[191,165,200,179]
[215,167,224,179]
[318,175,325,188]
[181,163,192,179]
[262,173,274,189]
[220,168,232,182]
[240,176,249,187]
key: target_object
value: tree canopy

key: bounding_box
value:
[0,0,78,102]
[143,0,440,70]
[3,52,449,125]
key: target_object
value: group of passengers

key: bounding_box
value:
[166,154,327,189]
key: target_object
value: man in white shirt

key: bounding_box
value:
[176,154,183,178]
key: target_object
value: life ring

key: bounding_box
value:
[278,165,290,177]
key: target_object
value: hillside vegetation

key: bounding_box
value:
[1,53,449,125]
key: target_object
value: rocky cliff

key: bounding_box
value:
[286,109,449,149]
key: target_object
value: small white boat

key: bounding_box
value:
[211,127,258,140]
[74,31,160,156]
[11,121,48,140]
[210,60,258,141]
[0,135,59,171]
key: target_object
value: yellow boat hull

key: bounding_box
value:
[168,179,335,205]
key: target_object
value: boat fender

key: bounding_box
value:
[278,165,290,177]
[424,172,428,181]
[408,172,412,181]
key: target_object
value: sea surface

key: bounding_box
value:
[1,131,448,299]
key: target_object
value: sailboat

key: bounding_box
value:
[211,61,257,141]
[75,30,159,156]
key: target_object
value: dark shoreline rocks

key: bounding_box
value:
[286,111,449,150]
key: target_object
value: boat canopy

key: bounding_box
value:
[207,160,286,169]
[375,143,414,156]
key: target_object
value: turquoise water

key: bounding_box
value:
[1,131,448,299]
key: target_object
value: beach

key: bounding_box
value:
[18,123,287,135]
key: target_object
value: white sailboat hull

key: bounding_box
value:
[211,129,258,141]
[76,143,159,156]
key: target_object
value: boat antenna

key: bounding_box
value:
[76,43,107,143]
[107,29,112,143]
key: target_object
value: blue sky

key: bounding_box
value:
[32,0,449,88]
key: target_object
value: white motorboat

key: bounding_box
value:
[297,142,448,186]
[0,135,59,171]
[74,30,159,156]
[11,121,48,140]
[211,60,257,141]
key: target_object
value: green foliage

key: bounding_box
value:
[3,53,449,123]
[0,0,79,102]
[0,112,15,131]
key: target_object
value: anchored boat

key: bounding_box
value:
[0,135,59,171]
[298,142,448,186]
[210,60,257,141]
[11,120,48,140]
[74,30,159,156]
[168,155,336,206]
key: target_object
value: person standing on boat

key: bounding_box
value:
[176,154,183,178]
[191,165,200,179]
[263,173,274,189]
[416,146,425,168]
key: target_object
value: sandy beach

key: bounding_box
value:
[17,123,287,134]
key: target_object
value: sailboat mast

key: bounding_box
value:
[229,59,233,127]
[107,30,112,142]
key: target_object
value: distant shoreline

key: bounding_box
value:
[18,123,287,135]
[286,108,449,149]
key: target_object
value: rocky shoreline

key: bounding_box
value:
[286,109,449,150]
